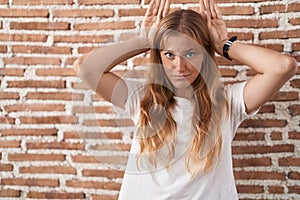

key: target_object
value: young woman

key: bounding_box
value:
[73,0,297,199]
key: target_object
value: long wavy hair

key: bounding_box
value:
[136,9,228,176]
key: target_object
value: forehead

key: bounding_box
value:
[161,34,202,52]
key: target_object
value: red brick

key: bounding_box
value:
[0,92,19,100]
[0,117,15,124]
[10,22,70,30]
[219,68,238,77]
[268,185,284,194]
[12,45,72,54]
[72,155,127,165]
[8,154,65,161]
[292,42,300,51]
[1,178,59,187]
[258,104,275,113]
[5,104,65,112]
[290,16,300,25]
[74,21,135,30]
[233,157,271,167]
[288,105,300,116]
[71,81,90,90]
[78,46,97,54]
[240,119,287,128]
[78,0,139,5]
[0,189,21,197]
[288,131,300,140]
[20,166,76,174]
[119,8,146,17]
[66,180,121,190]
[83,118,134,127]
[259,29,300,40]
[0,164,13,171]
[287,3,300,12]
[234,171,286,180]
[26,92,84,100]
[91,194,118,200]
[54,35,113,43]
[0,34,47,42]
[278,157,300,166]
[27,142,84,150]
[0,68,24,76]
[270,131,282,140]
[27,192,85,199]
[13,0,72,5]
[260,4,285,14]
[82,169,124,178]
[290,79,300,88]
[288,186,300,194]
[0,9,49,17]
[226,19,278,28]
[0,140,20,148]
[1,128,58,136]
[288,171,300,180]
[53,9,113,17]
[270,92,298,101]
[89,143,130,151]
[72,106,113,114]
[234,132,265,141]
[4,57,61,65]
[20,116,78,124]
[7,80,65,88]
[0,45,6,52]
[233,144,294,154]
[0,0,8,4]
[236,185,264,193]
[64,131,122,140]
[36,68,76,76]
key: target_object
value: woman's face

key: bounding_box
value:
[160,34,204,91]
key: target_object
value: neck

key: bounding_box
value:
[175,86,194,100]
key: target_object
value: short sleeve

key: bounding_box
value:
[226,81,259,138]
[113,79,144,124]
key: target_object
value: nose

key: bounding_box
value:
[174,56,186,72]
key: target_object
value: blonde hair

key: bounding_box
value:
[137,9,228,175]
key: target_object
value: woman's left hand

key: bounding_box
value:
[199,0,229,55]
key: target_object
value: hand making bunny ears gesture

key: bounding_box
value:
[142,0,229,55]
[141,0,170,42]
[199,0,229,55]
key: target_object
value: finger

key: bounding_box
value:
[157,0,166,18]
[199,0,207,20]
[145,0,155,16]
[162,0,170,17]
[204,0,212,19]
[209,0,217,19]
[199,0,205,13]
[214,4,223,20]
[153,0,160,16]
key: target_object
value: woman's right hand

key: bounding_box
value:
[141,0,170,43]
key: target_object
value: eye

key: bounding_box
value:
[164,52,174,59]
[185,52,195,58]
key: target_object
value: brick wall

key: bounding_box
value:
[0,0,299,199]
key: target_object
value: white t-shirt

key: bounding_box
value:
[115,80,257,200]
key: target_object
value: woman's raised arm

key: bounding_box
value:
[73,0,170,108]
[199,0,298,114]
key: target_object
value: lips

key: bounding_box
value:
[172,74,191,79]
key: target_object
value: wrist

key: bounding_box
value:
[222,36,237,61]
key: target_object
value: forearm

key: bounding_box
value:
[228,42,297,77]
[74,36,150,90]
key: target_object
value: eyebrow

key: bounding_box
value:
[161,48,195,53]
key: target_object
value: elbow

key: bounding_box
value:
[277,56,298,79]
[73,54,89,79]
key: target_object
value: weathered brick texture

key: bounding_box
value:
[0,0,299,199]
